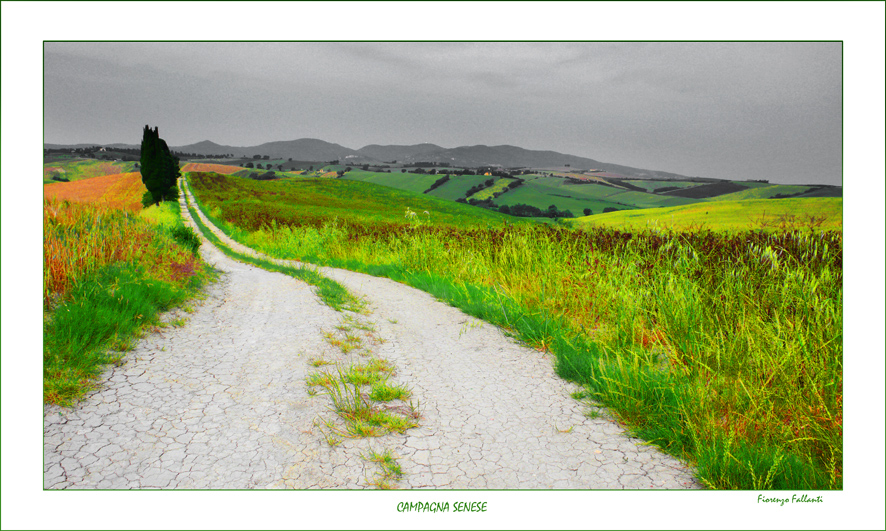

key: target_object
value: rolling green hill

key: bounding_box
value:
[570,197,842,232]
[342,170,440,194]
[707,184,816,202]
[425,175,491,201]
[469,178,517,200]
[186,172,519,230]
[621,180,706,193]
[43,159,139,184]
[491,176,695,215]
[310,169,843,223]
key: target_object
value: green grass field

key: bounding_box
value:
[731,180,779,189]
[467,174,694,214]
[425,174,490,201]
[469,178,517,200]
[231,168,307,179]
[343,170,440,194]
[622,180,705,192]
[186,171,517,231]
[708,185,817,202]
[493,177,661,215]
[187,172,843,490]
[43,159,139,184]
[571,197,843,232]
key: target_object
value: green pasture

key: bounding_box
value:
[469,178,517,200]
[492,177,695,214]
[42,159,139,184]
[708,185,817,202]
[799,187,843,198]
[529,179,696,208]
[571,197,843,232]
[494,184,632,216]
[186,172,516,230]
[604,189,697,209]
[343,170,440,194]
[622,180,705,192]
[232,168,307,179]
[731,180,777,189]
[426,174,492,201]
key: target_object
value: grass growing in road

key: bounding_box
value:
[189,172,843,490]
[363,448,404,489]
[309,311,420,443]
[369,381,412,402]
[184,183,422,447]
[309,363,419,439]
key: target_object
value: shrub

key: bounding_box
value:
[168,224,201,255]
[165,185,180,201]
[141,190,156,208]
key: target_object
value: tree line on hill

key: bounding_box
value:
[456,196,620,219]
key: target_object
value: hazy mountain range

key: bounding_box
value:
[45,138,702,180]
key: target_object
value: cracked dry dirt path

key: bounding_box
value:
[43,186,700,489]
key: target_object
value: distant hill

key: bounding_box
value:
[356,143,446,163]
[173,138,365,161]
[45,138,708,180]
[44,143,108,150]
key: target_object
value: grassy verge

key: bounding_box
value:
[187,174,843,490]
[182,186,362,313]
[43,199,212,406]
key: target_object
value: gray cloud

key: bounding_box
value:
[44,41,841,184]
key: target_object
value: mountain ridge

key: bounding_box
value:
[45,138,704,180]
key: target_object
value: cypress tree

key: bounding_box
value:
[140,125,180,206]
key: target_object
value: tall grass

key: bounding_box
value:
[188,173,843,489]
[43,198,211,405]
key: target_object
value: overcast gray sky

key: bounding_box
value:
[44,41,842,185]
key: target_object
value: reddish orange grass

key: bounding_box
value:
[43,172,146,211]
[43,198,199,307]
[181,162,243,174]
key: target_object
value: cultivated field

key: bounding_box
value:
[43,159,139,184]
[181,162,243,174]
[186,171,514,231]
[43,172,146,211]
[342,170,440,194]
[572,197,843,232]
